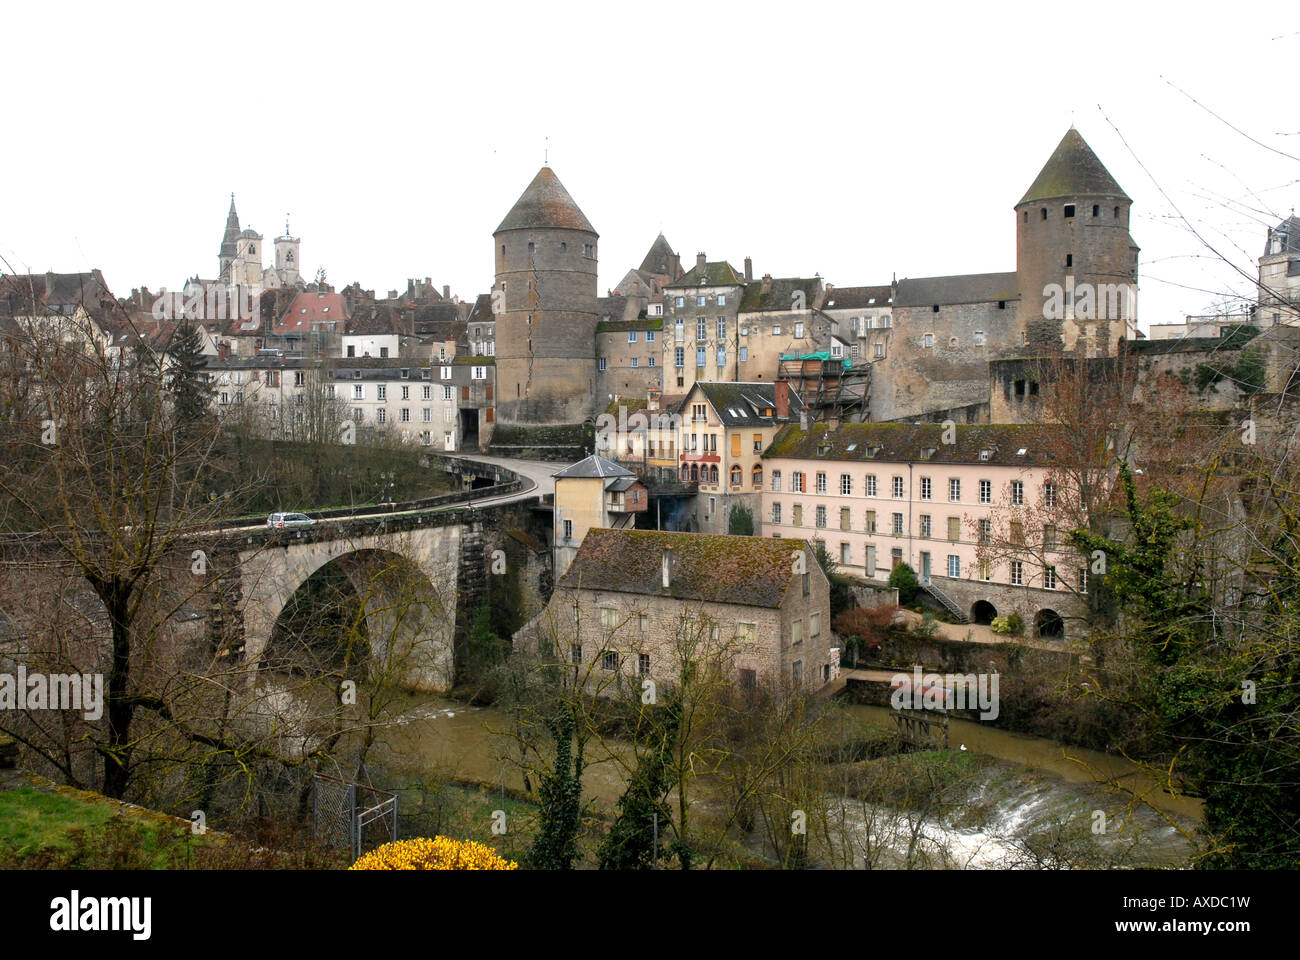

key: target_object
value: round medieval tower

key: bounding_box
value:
[1015,128,1139,357]
[493,166,600,425]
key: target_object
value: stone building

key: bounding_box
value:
[662,255,745,394]
[870,128,1139,423]
[492,166,601,427]
[761,421,1087,642]
[820,284,894,364]
[1258,214,1300,327]
[735,273,827,381]
[520,528,835,692]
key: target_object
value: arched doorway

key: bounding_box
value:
[1034,608,1064,639]
[970,600,997,626]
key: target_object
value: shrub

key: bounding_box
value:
[350,836,517,870]
[833,605,902,662]
[990,612,1024,635]
[913,610,940,638]
[888,563,920,605]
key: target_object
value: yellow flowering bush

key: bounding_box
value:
[349,836,518,870]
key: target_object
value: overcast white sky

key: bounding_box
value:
[3,1,1296,330]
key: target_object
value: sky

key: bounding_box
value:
[2,1,1297,332]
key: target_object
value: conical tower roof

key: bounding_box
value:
[1019,129,1129,205]
[495,167,596,235]
[638,233,676,275]
[220,194,241,258]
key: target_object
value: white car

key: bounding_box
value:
[266,512,316,529]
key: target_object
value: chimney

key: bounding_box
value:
[774,379,790,419]
[800,408,809,432]
[661,545,673,590]
[670,252,681,279]
[761,273,772,295]
[696,252,707,272]
[744,256,753,282]
[648,386,661,411]
[443,284,450,299]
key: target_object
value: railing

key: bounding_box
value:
[920,581,968,623]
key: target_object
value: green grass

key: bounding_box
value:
[0,787,115,854]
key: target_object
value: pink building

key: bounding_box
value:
[761,422,1090,641]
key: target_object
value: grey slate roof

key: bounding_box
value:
[739,277,822,312]
[894,272,1019,307]
[822,285,893,310]
[669,261,743,288]
[1020,128,1129,205]
[638,233,677,276]
[765,421,1058,467]
[553,454,635,479]
[1265,215,1300,257]
[690,381,806,426]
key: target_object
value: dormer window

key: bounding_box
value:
[979,449,993,461]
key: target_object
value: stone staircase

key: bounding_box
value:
[920,581,968,624]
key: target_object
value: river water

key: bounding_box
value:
[361,692,1200,867]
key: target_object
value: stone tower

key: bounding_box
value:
[218,194,240,281]
[275,216,301,286]
[493,166,600,425]
[1015,129,1139,357]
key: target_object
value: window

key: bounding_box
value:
[628,331,637,343]
[602,650,619,671]
[810,613,821,641]
[716,347,726,367]
[948,478,961,502]
[791,472,805,493]
[865,509,876,533]
[1044,482,1056,507]
[772,502,782,524]
[717,318,726,339]
[1010,519,1025,545]
[1064,204,1075,219]
[638,653,651,677]
[675,296,684,308]
[717,294,726,306]
[979,479,992,504]
[527,241,535,254]
[697,295,706,308]
[874,342,884,359]
[696,318,707,340]
[598,357,607,371]
[974,330,985,346]
[920,514,931,538]
[570,643,582,665]
[840,473,852,495]
[377,385,387,401]
[815,505,826,527]
[422,385,431,399]
[772,326,782,335]
[979,518,991,544]
[731,465,742,487]
[648,356,655,367]
[1011,481,1024,506]
[923,333,934,348]
[675,347,685,367]
[892,476,904,499]
[791,619,803,646]
[646,330,655,342]
[584,243,593,257]
[947,555,960,578]
[631,357,638,368]
[840,507,851,530]
[376,409,386,423]
[472,366,486,380]
[422,408,431,422]
[979,560,991,581]
[892,513,904,536]
[792,504,802,526]
[353,384,364,399]
[400,408,410,422]
[753,434,763,453]
[920,477,931,500]
[401,385,410,400]
[441,366,451,380]
[294,370,305,386]
[1044,566,1057,589]
[600,607,618,629]
[380,347,389,358]
[445,407,455,422]
[1078,567,1088,594]
[442,385,453,401]
[947,517,961,542]
[866,475,878,497]
[816,472,827,494]
[739,346,748,362]
[794,322,805,338]
[840,541,851,564]
[696,347,706,366]
[1010,560,1024,586]
[1043,524,1057,550]
[772,470,782,492]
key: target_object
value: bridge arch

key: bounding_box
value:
[1034,608,1064,640]
[970,600,997,626]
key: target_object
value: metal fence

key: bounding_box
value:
[312,773,398,860]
